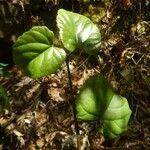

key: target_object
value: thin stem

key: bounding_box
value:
[66,56,79,135]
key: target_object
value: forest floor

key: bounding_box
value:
[0,1,150,150]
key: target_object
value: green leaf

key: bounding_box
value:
[0,85,10,113]
[57,9,101,55]
[76,75,132,138]
[0,63,10,77]
[76,75,114,120]
[26,46,66,78]
[101,95,132,138]
[13,26,66,78]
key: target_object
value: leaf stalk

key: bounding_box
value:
[66,56,79,135]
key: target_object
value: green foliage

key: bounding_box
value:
[57,9,101,55]
[76,75,114,120]
[76,75,132,138]
[13,9,101,78]
[0,85,10,113]
[0,63,10,77]
[13,26,66,78]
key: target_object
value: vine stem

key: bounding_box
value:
[66,56,79,136]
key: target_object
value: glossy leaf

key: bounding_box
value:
[76,75,114,120]
[76,75,132,138]
[57,9,101,55]
[101,95,132,138]
[13,26,66,78]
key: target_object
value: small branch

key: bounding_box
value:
[66,56,79,135]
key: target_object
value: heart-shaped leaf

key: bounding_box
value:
[57,9,101,55]
[76,75,132,138]
[13,26,66,78]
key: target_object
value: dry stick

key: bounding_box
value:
[66,56,79,136]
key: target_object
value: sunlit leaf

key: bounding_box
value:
[76,75,132,138]
[57,9,101,55]
[76,75,114,120]
[13,26,66,78]
[101,95,132,138]
[26,46,66,78]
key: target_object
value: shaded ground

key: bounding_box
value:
[0,0,150,149]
